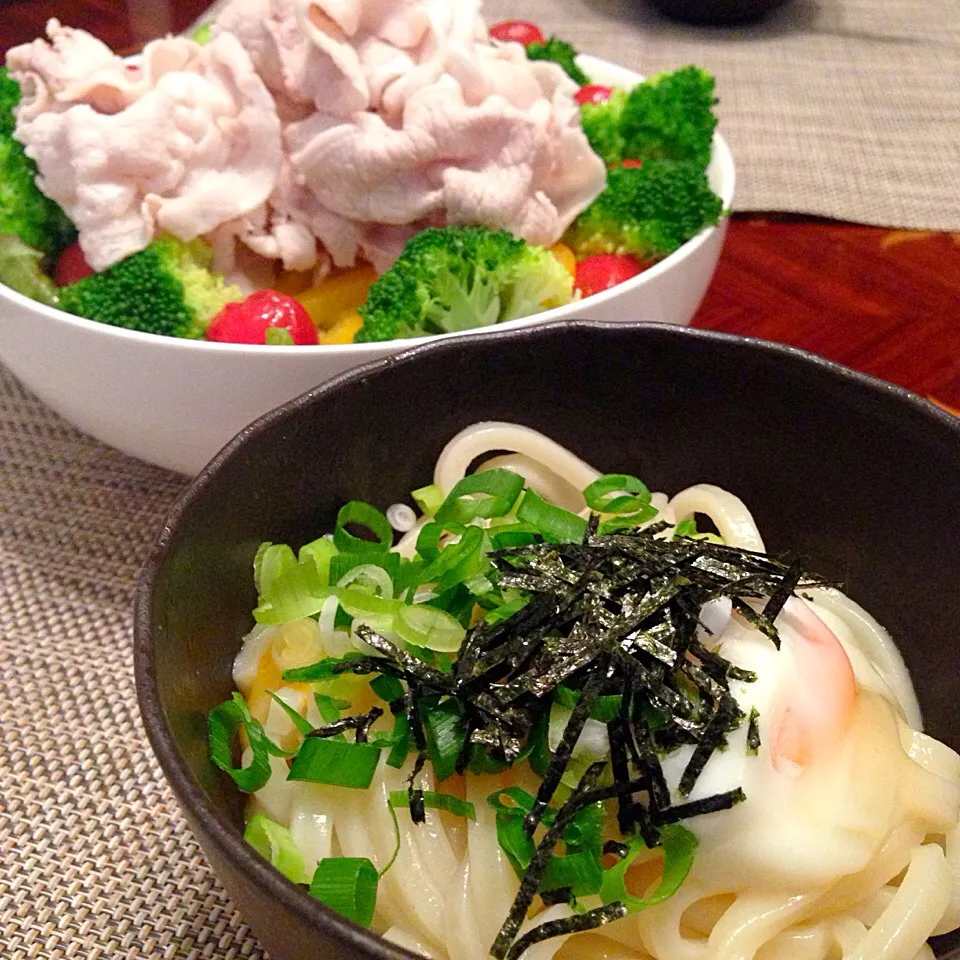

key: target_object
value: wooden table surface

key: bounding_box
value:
[3,1,958,410]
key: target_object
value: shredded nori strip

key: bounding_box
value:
[304,705,384,741]
[504,902,629,960]
[746,706,761,755]
[653,787,746,825]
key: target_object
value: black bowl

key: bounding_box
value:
[135,320,960,960]
[647,0,792,26]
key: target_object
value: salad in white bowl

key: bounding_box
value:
[0,1,733,474]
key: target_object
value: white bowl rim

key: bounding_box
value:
[0,54,735,357]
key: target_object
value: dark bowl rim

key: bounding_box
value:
[133,319,960,959]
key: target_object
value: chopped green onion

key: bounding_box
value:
[298,535,337,577]
[583,474,652,515]
[282,651,369,683]
[541,849,603,897]
[422,698,467,782]
[489,522,541,550]
[412,484,445,516]
[597,505,659,533]
[336,587,403,625]
[555,685,623,724]
[254,542,294,595]
[396,604,466,653]
[209,692,289,793]
[599,824,698,912]
[419,525,487,592]
[385,712,411,769]
[516,489,587,543]
[309,857,379,927]
[388,790,476,820]
[268,692,313,736]
[673,518,699,538]
[370,674,405,703]
[333,501,393,555]
[244,814,309,884]
[435,469,525,525]
[288,738,381,788]
[253,551,332,625]
[330,552,399,594]
[314,693,348,724]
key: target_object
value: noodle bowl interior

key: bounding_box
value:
[214,422,960,960]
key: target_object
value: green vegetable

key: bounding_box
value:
[288,737,382,788]
[310,857,379,927]
[581,66,718,169]
[388,790,477,820]
[435,468,525,525]
[525,37,590,86]
[244,814,309,884]
[333,501,394,554]
[516,488,587,543]
[209,692,290,792]
[599,824,698,912]
[566,161,723,261]
[0,68,76,261]
[191,23,212,44]
[58,236,242,339]
[0,233,60,305]
[355,226,573,343]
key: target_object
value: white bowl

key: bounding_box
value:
[0,55,734,476]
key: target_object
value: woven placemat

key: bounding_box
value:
[0,365,268,959]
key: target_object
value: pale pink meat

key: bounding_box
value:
[212,0,606,270]
[7,24,282,271]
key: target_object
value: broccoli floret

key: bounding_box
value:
[580,88,628,167]
[565,161,724,261]
[620,66,717,169]
[526,37,590,86]
[59,236,242,339]
[355,226,574,343]
[0,68,76,259]
[580,67,718,170]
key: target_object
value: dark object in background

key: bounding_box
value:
[648,0,792,25]
[135,320,960,960]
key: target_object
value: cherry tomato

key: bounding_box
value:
[54,242,95,286]
[489,20,546,46]
[575,84,613,106]
[575,254,645,298]
[206,290,318,345]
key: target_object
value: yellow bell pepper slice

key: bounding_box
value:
[296,265,378,330]
[321,309,365,345]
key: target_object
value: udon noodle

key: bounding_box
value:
[230,422,960,960]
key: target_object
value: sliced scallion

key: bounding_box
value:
[333,501,393,555]
[516,489,587,543]
[287,737,381,788]
[209,692,288,793]
[435,469,525,525]
[309,857,379,927]
[388,790,476,820]
[411,483,445,516]
[583,473,652,514]
[244,813,309,884]
[599,824,698,912]
[396,604,466,653]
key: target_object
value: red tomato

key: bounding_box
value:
[54,242,95,286]
[575,254,645,298]
[620,159,644,169]
[489,20,546,46]
[575,84,613,106]
[206,290,318,345]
